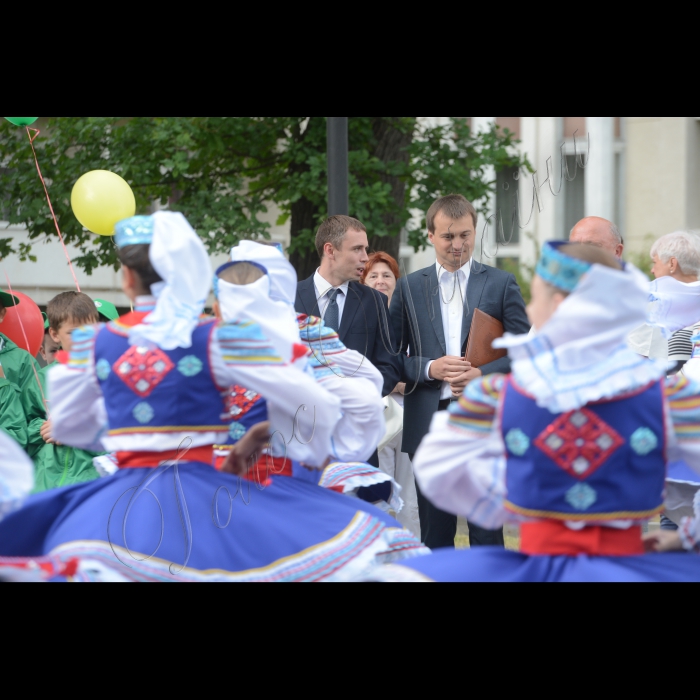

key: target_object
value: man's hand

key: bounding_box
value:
[221,421,272,476]
[394,383,407,396]
[0,364,5,379]
[429,356,471,382]
[40,420,58,445]
[643,530,684,554]
[449,368,483,397]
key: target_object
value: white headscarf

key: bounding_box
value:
[129,212,212,351]
[496,263,668,412]
[217,243,301,364]
[230,241,297,304]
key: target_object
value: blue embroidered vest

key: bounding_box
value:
[500,378,666,521]
[94,317,230,440]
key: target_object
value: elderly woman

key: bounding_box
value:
[629,231,700,371]
[362,253,421,539]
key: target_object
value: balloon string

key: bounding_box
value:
[3,270,50,419]
[25,127,81,293]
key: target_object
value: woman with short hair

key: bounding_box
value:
[362,252,421,539]
[629,231,700,371]
[633,231,700,533]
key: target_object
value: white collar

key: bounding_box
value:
[314,269,350,298]
[436,259,471,278]
[217,275,302,365]
[646,276,700,335]
[495,262,668,412]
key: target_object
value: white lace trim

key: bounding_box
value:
[506,339,667,413]
[494,261,668,412]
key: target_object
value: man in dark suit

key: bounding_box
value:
[390,195,531,550]
[295,215,401,399]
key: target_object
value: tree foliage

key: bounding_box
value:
[0,117,528,276]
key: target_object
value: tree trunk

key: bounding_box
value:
[366,118,414,262]
[289,195,321,282]
[288,117,415,279]
[288,118,323,281]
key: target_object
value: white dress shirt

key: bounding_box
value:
[314,270,350,328]
[426,260,471,400]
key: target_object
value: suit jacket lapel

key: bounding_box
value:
[461,263,488,349]
[423,266,446,355]
[297,276,321,319]
[339,282,362,342]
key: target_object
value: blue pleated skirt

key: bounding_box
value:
[0,462,426,582]
[395,547,700,583]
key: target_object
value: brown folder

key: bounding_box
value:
[465,309,507,369]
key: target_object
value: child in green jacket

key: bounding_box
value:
[31,292,103,492]
[0,290,45,453]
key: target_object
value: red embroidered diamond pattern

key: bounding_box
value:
[534,407,625,481]
[113,346,175,398]
[223,385,262,420]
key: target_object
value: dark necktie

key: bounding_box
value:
[324,288,341,333]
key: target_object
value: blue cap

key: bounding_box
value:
[115,215,154,248]
[536,241,593,293]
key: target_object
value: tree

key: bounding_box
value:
[0,117,527,278]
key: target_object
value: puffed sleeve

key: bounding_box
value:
[48,325,108,452]
[665,374,700,471]
[413,374,509,530]
[299,316,385,462]
[210,319,341,468]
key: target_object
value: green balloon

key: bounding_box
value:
[4,117,39,127]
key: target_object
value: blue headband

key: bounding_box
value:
[115,215,154,248]
[213,261,269,299]
[536,241,593,293]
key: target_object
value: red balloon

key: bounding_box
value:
[1,291,44,357]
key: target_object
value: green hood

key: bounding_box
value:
[0,332,19,354]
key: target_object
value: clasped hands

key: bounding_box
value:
[41,420,60,446]
[429,356,482,398]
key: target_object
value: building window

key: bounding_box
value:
[496,165,521,247]
[563,155,585,235]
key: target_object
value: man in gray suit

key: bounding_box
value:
[390,194,530,550]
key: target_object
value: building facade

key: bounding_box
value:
[407,117,700,273]
[3,117,700,305]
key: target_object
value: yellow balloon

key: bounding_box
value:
[71,170,136,236]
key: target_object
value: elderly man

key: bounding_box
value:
[570,217,624,259]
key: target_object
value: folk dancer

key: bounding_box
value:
[373,243,700,582]
[0,213,424,582]
[214,240,421,517]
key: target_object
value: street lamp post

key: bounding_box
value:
[327,117,349,216]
